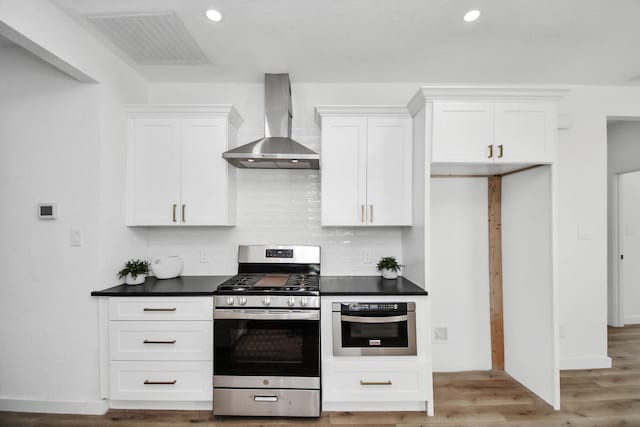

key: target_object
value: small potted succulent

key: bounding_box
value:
[376,256,403,280]
[118,259,150,285]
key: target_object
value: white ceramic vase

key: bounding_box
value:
[125,273,146,285]
[381,268,399,279]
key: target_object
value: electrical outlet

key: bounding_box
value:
[433,327,449,342]
[363,251,373,264]
[70,227,82,246]
[199,250,210,263]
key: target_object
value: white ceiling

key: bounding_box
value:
[52,0,640,84]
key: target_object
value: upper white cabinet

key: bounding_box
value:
[411,88,565,169]
[315,107,412,226]
[126,106,242,226]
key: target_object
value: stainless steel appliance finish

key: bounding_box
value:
[213,388,320,417]
[332,302,417,356]
[222,74,320,169]
[213,244,321,418]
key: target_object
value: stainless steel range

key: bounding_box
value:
[213,245,321,417]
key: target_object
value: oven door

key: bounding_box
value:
[332,311,417,356]
[214,309,320,378]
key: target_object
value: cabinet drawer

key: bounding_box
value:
[109,297,213,321]
[325,369,419,394]
[110,321,212,361]
[110,361,212,401]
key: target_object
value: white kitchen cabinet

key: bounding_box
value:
[102,296,214,407]
[126,105,242,226]
[320,295,433,414]
[430,99,557,165]
[315,107,412,226]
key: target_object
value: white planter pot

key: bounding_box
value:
[381,268,399,279]
[125,273,146,285]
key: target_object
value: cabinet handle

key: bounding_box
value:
[143,307,177,312]
[182,204,186,222]
[369,205,373,223]
[254,395,278,402]
[361,205,365,223]
[488,145,494,159]
[498,144,504,158]
[144,380,177,385]
[143,339,176,344]
[172,204,177,222]
[360,380,392,386]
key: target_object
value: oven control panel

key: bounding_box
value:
[335,302,414,314]
[265,249,294,258]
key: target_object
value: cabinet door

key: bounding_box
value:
[180,118,230,225]
[321,118,367,226]
[366,118,412,225]
[129,118,181,225]
[494,103,555,163]
[432,102,494,163]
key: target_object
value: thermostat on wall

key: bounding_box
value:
[38,203,57,219]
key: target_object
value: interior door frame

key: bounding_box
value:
[612,169,640,327]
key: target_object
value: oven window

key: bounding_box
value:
[215,319,319,377]
[342,319,408,348]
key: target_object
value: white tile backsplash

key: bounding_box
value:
[146,132,403,275]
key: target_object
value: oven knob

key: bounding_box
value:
[225,296,235,306]
[263,296,271,306]
[300,297,308,307]
[238,297,247,306]
[287,297,296,307]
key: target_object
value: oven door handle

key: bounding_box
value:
[340,314,408,323]
[214,310,320,321]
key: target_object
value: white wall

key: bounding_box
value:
[430,178,491,371]
[607,122,640,326]
[146,83,418,275]
[0,0,147,414]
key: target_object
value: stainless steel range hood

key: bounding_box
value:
[222,74,319,169]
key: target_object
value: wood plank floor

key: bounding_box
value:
[2,325,639,426]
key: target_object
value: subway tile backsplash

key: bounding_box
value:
[146,131,403,275]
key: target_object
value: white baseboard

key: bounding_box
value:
[0,398,109,415]
[322,401,426,412]
[560,355,612,370]
[109,400,212,410]
[624,315,640,325]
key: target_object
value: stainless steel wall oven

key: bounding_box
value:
[332,302,417,356]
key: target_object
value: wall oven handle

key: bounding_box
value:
[341,314,408,324]
[214,310,320,321]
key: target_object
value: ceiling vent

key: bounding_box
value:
[87,12,208,65]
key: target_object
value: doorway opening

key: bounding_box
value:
[607,119,640,327]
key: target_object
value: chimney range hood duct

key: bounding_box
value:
[222,74,319,169]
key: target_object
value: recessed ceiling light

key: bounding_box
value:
[247,159,255,163]
[205,9,222,22]
[290,159,299,163]
[463,10,481,22]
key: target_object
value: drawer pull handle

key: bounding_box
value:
[254,395,278,402]
[143,307,177,312]
[144,380,177,385]
[172,204,177,222]
[360,380,392,386]
[143,339,176,344]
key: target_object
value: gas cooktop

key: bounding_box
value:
[216,273,319,295]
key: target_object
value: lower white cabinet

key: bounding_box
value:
[102,297,213,406]
[110,361,212,401]
[320,295,434,414]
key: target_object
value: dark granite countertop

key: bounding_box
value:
[90,276,231,296]
[92,275,427,297]
[319,276,427,296]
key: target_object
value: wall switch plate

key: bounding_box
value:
[70,227,82,246]
[199,250,210,263]
[433,327,449,342]
[363,251,373,264]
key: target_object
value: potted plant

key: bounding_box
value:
[118,259,150,285]
[376,256,403,279]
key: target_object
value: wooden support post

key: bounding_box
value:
[488,175,505,370]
